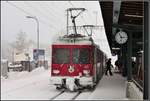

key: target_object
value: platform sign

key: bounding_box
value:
[33,49,45,61]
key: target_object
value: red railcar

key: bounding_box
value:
[50,34,107,91]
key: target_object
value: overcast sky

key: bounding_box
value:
[1,1,112,58]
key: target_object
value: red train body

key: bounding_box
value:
[50,34,107,91]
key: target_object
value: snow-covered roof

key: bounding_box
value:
[52,35,94,45]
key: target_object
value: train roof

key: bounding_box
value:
[52,34,94,45]
[52,34,107,57]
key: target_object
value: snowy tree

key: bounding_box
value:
[11,30,29,53]
[1,40,13,61]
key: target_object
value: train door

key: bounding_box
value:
[96,49,100,81]
[93,47,97,83]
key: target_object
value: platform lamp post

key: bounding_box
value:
[26,16,39,66]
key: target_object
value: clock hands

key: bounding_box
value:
[119,33,122,38]
[119,33,127,39]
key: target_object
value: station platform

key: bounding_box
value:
[88,72,128,100]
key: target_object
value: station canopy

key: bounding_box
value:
[99,1,143,56]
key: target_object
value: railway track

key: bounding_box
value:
[49,84,96,100]
[50,90,82,100]
[50,90,65,100]
[71,91,82,100]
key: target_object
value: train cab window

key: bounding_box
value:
[79,49,89,64]
[73,48,79,64]
[53,48,70,64]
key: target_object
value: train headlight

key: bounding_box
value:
[53,70,60,74]
[83,70,90,76]
[68,66,75,73]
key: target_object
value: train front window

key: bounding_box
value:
[73,48,89,64]
[79,49,89,64]
[53,48,70,64]
[73,49,79,64]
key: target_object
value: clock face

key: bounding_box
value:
[115,31,128,44]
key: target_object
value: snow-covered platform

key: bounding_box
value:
[88,73,128,100]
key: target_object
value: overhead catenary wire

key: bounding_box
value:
[67,1,90,35]
[46,2,65,18]
[24,1,76,35]
[68,1,106,46]
[6,1,33,17]
[23,2,58,30]
[68,1,110,56]
[27,2,64,23]
[81,1,95,25]
[41,2,67,34]
[5,1,110,55]
[39,3,65,24]
[6,1,57,31]
[24,2,67,34]
[81,1,105,29]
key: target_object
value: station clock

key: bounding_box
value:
[115,31,128,44]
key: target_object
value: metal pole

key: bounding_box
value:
[121,46,124,76]
[72,17,77,35]
[26,16,39,50]
[35,17,39,67]
[144,2,149,100]
[26,16,39,65]
[12,50,14,62]
[127,32,132,81]
[67,10,69,35]
[35,17,39,50]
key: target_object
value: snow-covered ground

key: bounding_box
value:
[1,67,129,100]
[1,67,59,100]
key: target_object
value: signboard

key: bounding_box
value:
[14,53,30,61]
[33,49,45,61]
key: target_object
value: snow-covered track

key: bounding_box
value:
[50,90,65,100]
[71,91,82,100]
[50,91,82,100]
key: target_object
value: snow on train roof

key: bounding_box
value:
[52,34,93,45]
